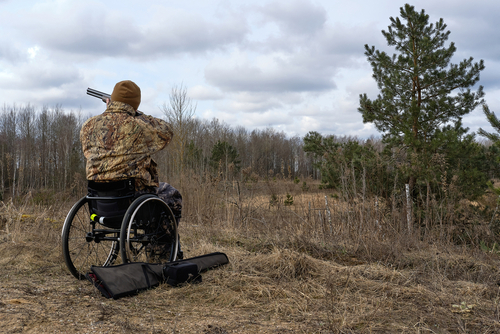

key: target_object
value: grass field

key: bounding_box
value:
[1,178,500,333]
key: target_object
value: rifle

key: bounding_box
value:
[86,87,143,114]
[87,88,111,103]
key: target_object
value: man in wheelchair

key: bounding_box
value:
[80,80,183,259]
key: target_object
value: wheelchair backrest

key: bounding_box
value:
[87,179,136,225]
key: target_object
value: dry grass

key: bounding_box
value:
[1,177,500,333]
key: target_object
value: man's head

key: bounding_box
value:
[110,80,141,110]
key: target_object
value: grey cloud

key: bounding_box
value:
[203,21,376,97]
[0,62,82,90]
[258,0,327,35]
[208,88,309,114]
[474,61,500,91]
[0,53,90,110]
[0,43,23,64]
[243,16,381,73]
[15,4,139,57]
[1,81,92,111]
[433,2,500,62]
[246,27,373,65]
[451,21,500,60]
[205,58,336,93]
[135,12,248,57]
[428,0,500,28]
[320,24,383,57]
[248,4,366,58]
[15,4,248,60]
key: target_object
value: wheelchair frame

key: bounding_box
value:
[61,180,179,280]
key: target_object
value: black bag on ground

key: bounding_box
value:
[163,261,201,286]
[86,262,162,299]
[159,252,229,286]
[163,252,229,273]
[86,252,229,299]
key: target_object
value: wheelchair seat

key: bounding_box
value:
[87,179,136,228]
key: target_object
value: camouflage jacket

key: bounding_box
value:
[80,101,173,190]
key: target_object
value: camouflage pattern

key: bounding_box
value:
[157,182,182,216]
[80,101,173,191]
[137,182,183,217]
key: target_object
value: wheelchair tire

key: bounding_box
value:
[120,194,179,264]
[61,196,121,280]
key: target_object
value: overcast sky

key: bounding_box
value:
[1,0,499,138]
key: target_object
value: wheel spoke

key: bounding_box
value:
[62,197,120,279]
[121,196,178,264]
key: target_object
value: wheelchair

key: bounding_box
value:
[61,179,180,280]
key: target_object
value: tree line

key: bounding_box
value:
[0,101,317,200]
[0,105,84,200]
[157,86,314,184]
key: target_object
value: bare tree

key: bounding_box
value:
[160,84,197,180]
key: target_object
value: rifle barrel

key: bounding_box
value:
[87,88,111,103]
[86,87,142,114]
[87,88,110,97]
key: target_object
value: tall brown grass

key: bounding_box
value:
[2,169,497,274]
[170,170,499,261]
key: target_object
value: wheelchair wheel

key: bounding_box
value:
[120,194,179,263]
[61,197,121,280]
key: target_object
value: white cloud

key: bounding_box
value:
[214,95,282,113]
[27,46,39,59]
[188,85,224,101]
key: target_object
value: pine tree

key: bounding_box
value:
[478,105,500,143]
[478,105,500,196]
[358,4,485,195]
[210,140,241,177]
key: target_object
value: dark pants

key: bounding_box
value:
[156,182,182,217]
[137,182,182,216]
[156,182,183,258]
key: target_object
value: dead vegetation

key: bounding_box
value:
[1,177,500,333]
